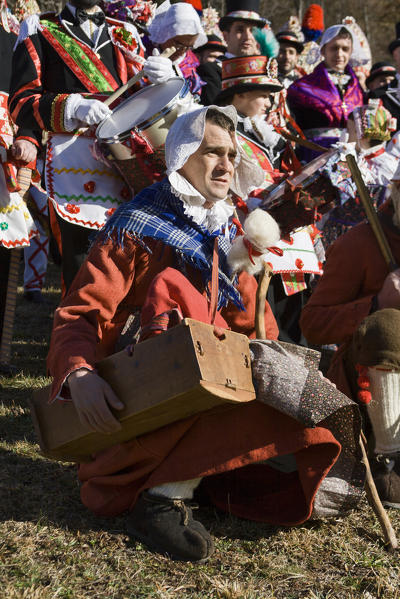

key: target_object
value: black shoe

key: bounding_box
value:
[126,491,214,562]
[371,453,400,509]
[23,290,48,304]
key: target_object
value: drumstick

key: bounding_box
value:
[104,46,176,107]
[255,261,273,339]
[278,128,328,153]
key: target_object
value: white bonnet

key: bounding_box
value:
[165,105,264,198]
[148,0,207,48]
[319,24,354,50]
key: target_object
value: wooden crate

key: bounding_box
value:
[30,319,256,462]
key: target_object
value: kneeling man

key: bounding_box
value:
[47,106,363,563]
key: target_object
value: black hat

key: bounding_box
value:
[388,22,400,54]
[219,0,266,32]
[366,62,396,87]
[276,30,304,54]
[195,34,227,54]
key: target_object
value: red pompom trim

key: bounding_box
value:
[302,4,324,30]
[357,390,372,404]
[357,375,370,389]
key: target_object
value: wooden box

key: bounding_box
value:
[30,318,256,462]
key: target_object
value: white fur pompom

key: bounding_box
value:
[228,209,280,275]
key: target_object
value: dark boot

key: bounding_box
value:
[126,491,214,562]
[371,453,400,509]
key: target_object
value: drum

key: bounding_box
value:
[96,77,188,195]
[259,150,342,237]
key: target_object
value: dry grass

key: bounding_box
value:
[1,261,400,599]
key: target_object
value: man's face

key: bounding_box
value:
[321,35,353,72]
[161,34,198,62]
[367,73,396,91]
[71,0,99,9]
[179,121,236,205]
[198,48,225,64]
[277,43,298,75]
[232,89,272,118]
[223,21,259,57]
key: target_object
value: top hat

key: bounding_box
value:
[195,34,227,54]
[276,30,304,54]
[366,62,396,88]
[219,0,266,32]
[389,23,400,54]
[216,55,282,103]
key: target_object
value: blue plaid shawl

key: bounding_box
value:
[98,179,244,310]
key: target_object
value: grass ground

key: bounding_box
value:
[1,261,400,599]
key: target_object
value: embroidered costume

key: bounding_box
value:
[9,3,146,289]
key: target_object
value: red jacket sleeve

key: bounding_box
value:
[300,224,387,345]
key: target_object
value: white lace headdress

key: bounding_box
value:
[147,0,207,48]
[165,105,264,199]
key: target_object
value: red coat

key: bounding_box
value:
[300,213,400,396]
[47,235,342,524]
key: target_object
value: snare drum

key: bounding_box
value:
[259,150,340,236]
[96,78,188,195]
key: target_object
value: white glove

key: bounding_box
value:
[142,49,175,84]
[75,98,112,126]
[64,94,112,131]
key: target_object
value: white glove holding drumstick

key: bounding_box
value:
[63,47,176,131]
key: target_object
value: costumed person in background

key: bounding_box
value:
[194,34,226,65]
[145,0,207,99]
[300,163,400,508]
[287,23,364,162]
[9,0,175,293]
[319,100,398,249]
[12,0,50,305]
[216,56,323,346]
[367,62,397,93]
[198,0,265,106]
[368,24,400,133]
[296,3,324,76]
[47,105,364,562]
[266,17,304,132]
[0,0,40,374]
[276,26,305,89]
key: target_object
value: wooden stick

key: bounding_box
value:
[346,154,398,271]
[278,129,328,153]
[103,46,176,107]
[359,432,398,550]
[255,262,273,339]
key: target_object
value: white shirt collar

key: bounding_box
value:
[168,171,234,235]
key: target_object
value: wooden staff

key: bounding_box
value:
[103,46,176,107]
[346,153,398,550]
[0,167,32,371]
[346,154,398,271]
[255,262,273,339]
[360,432,398,550]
